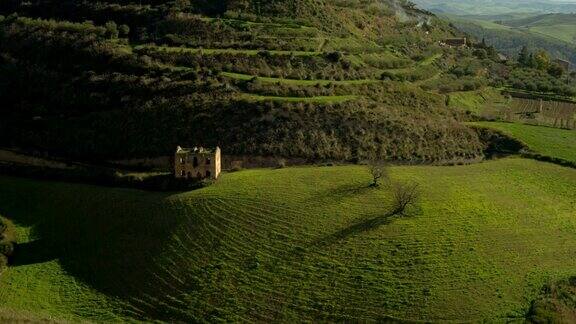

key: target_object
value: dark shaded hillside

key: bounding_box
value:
[0,0,492,163]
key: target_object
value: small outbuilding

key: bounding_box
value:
[554,58,571,70]
[443,37,467,48]
[174,146,221,180]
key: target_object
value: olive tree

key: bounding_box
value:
[391,182,420,215]
[367,158,389,187]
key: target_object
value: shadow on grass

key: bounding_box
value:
[305,182,376,204]
[0,176,205,322]
[10,240,59,266]
[313,210,397,248]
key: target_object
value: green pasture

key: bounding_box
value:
[472,122,576,163]
[0,158,575,321]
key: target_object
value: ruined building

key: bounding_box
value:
[174,146,221,180]
[443,37,467,48]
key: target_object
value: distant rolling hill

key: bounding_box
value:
[413,0,576,16]
[446,14,576,66]
[414,1,576,65]
[499,13,576,44]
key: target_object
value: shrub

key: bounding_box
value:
[325,51,343,63]
[276,158,286,169]
[118,24,130,37]
[0,217,15,243]
[367,158,389,187]
[104,21,119,39]
[527,278,576,323]
[0,255,7,272]
[391,182,420,215]
[0,217,16,271]
[0,242,14,257]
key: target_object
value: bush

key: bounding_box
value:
[367,158,389,187]
[0,216,16,271]
[391,182,420,215]
[119,24,130,37]
[0,242,14,257]
[104,21,119,39]
[0,254,7,272]
[527,278,576,323]
[324,51,343,63]
[276,158,286,169]
[230,166,243,172]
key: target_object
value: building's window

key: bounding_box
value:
[206,158,211,165]
[206,170,211,178]
[193,156,199,167]
[180,157,185,164]
[180,170,184,176]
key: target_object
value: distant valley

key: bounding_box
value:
[414,0,576,65]
[413,0,576,16]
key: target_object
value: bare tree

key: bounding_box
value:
[367,158,389,187]
[392,182,420,215]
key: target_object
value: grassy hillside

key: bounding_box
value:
[446,88,509,115]
[435,9,576,67]
[449,15,576,66]
[1,158,575,322]
[413,0,576,16]
[471,122,576,163]
[498,13,576,45]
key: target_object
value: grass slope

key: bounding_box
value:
[472,122,576,163]
[447,14,576,66]
[1,158,575,322]
[447,88,509,115]
[501,14,576,44]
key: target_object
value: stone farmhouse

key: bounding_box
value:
[554,58,571,70]
[175,146,221,180]
[442,37,467,48]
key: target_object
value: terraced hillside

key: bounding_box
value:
[1,158,575,322]
[0,0,498,163]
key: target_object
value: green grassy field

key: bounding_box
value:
[472,122,576,163]
[0,158,575,322]
[530,25,576,44]
[498,13,576,44]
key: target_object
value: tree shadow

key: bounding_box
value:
[305,182,376,204]
[10,239,59,266]
[0,176,199,321]
[313,210,397,248]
